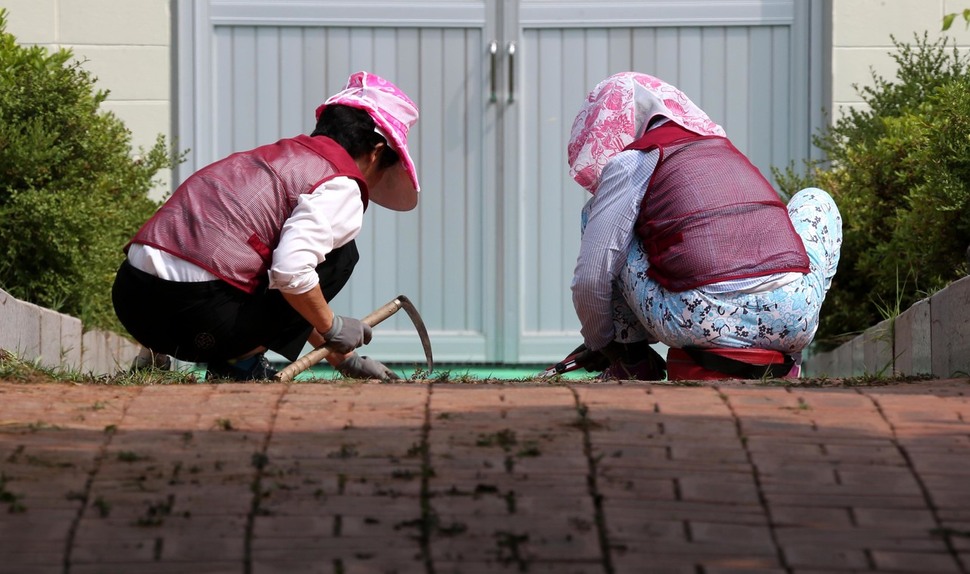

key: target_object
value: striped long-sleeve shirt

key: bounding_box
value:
[571,149,800,351]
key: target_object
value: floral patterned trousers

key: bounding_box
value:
[606,188,842,353]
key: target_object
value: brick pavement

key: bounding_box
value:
[0,378,968,574]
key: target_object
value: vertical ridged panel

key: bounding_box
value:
[212,24,489,360]
[193,1,813,363]
[518,23,794,346]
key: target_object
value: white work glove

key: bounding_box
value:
[323,315,373,354]
[335,353,400,381]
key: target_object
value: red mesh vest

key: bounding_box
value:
[627,123,809,292]
[129,135,368,294]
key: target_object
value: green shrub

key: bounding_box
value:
[0,9,182,332]
[776,34,970,349]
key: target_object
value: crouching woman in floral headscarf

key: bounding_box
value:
[567,72,842,380]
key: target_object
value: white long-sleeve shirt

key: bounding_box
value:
[128,176,364,295]
[572,149,800,351]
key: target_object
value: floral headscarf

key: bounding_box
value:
[567,72,725,194]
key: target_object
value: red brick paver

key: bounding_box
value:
[0,379,968,573]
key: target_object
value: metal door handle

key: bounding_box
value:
[507,41,517,103]
[488,41,498,103]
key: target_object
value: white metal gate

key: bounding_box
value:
[176,0,827,364]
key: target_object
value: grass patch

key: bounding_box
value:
[0,349,949,387]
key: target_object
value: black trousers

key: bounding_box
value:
[111,242,359,363]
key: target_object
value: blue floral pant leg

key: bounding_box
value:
[613,187,842,352]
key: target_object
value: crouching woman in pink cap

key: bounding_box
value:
[112,72,420,381]
[566,72,842,380]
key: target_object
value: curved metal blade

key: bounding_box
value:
[396,295,434,372]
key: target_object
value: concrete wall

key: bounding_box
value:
[805,276,970,379]
[1,1,166,374]
[806,1,970,378]
[0,289,139,376]
[832,0,970,121]
[5,1,970,182]
[2,0,174,199]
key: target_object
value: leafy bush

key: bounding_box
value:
[0,9,182,332]
[776,34,970,349]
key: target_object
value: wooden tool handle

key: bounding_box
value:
[274,298,404,382]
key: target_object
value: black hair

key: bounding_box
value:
[647,114,668,130]
[311,104,399,170]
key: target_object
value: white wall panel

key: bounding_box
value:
[514,15,804,360]
[203,19,492,362]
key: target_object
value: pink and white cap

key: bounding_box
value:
[316,71,420,211]
[567,72,726,195]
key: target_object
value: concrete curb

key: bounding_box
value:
[0,288,138,376]
[806,276,970,378]
[3,273,967,380]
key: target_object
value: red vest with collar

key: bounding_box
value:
[627,122,809,292]
[129,135,368,294]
